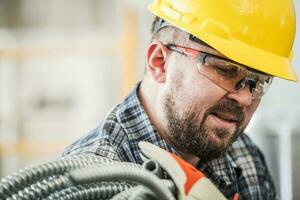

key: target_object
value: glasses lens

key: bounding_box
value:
[197,55,272,99]
[251,77,273,99]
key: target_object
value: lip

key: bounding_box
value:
[207,113,237,129]
[210,112,240,122]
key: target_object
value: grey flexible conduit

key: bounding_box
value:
[7,175,70,200]
[68,165,176,200]
[45,182,133,200]
[0,154,176,200]
[0,154,113,199]
[110,185,154,200]
[127,185,155,200]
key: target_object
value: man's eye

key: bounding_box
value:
[249,81,257,93]
[213,65,239,78]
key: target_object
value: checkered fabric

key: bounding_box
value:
[63,83,277,200]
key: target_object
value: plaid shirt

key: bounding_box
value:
[63,83,277,200]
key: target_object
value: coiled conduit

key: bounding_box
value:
[0,154,176,200]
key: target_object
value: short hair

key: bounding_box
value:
[151,16,162,34]
[150,16,189,46]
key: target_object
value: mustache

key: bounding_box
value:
[205,100,245,124]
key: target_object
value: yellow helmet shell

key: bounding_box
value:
[148,0,297,81]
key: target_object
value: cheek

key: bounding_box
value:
[163,58,227,115]
[179,70,226,109]
[169,80,225,124]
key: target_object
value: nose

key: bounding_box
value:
[226,86,253,107]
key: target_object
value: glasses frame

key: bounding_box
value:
[165,43,273,99]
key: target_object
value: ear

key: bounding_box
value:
[146,41,169,83]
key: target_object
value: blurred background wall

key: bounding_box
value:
[0,1,299,199]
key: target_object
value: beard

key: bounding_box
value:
[163,90,246,162]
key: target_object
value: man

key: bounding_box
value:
[63,0,297,199]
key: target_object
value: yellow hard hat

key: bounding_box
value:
[148,0,297,81]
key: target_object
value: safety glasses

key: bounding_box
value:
[166,44,273,100]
